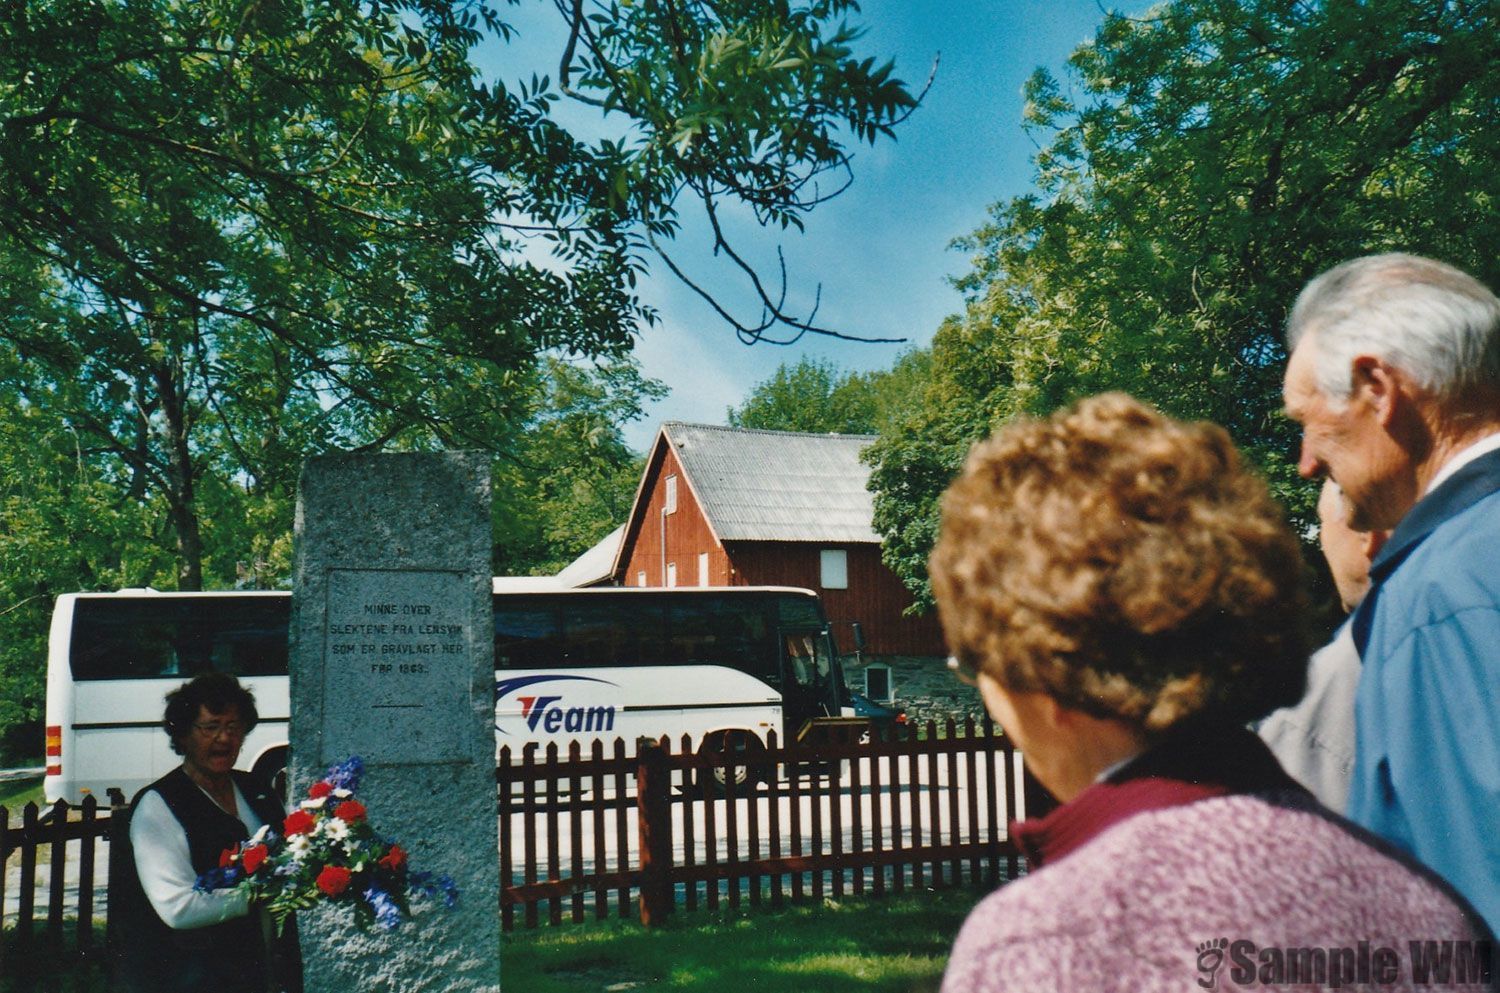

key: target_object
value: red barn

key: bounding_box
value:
[609,422,945,658]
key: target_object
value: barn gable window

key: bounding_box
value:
[698,552,710,587]
[664,474,678,514]
[820,549,848,590]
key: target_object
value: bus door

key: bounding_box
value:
[778,627,842,738]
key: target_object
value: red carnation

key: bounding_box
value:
[316,865,352,897]
[241,843,269,875]
[283,810,316,836]
[218,844,240,868]
[333,800,367,823]
[308,781,333,799]
[378,844,407,870]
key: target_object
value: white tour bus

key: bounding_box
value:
[44,585,853,803]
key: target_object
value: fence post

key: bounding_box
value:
[18,802,38,955]
[78,795,98,955]
[48,798,68,955]
[105,790,131,974]
[636,739,673,926]
[0,803,10,979]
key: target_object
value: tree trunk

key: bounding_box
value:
[153,358,203,591]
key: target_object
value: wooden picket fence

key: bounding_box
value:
[498,717,1038,931]
[0,789,123,977]
[1,719,1038,965]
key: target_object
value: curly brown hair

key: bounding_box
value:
[163,672,259,756]
[930,393,1309,733]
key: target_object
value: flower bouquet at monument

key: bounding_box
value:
[195,756,459,932]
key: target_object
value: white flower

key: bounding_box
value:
[300,797,327,810]
[249,824,271,844]
[332,788,352,799]
[324,818,351,843]
[286,835,311,860]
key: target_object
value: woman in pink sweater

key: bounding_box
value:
[929,394,1491,993]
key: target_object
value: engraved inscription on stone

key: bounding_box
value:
[320,568,470,764]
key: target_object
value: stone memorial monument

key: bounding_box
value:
[289,452,500,992]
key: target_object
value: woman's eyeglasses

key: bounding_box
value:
[193,721,245,739]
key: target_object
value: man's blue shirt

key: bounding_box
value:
[1349,459,1500,934]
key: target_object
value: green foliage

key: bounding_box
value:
[727,351,932,435]
[493,355,666,577]
[0,383,179,763]
[727,356,876,433]
[867,0,1500,605]
[0,1,913,753]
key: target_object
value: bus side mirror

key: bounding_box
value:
[850,622,866,652]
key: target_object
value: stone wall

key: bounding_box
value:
[845,654,984,726]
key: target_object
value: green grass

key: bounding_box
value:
[0,882,987,992]
[0,775,44,812]
[501,887,983,992]
[2,775,56,866]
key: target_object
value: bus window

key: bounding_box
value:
[559,600,652,667]
[777,595,824,631]
[494,599,559,669]
[69,598,288,680]
[665,597,771,679]
[782,633,831,685]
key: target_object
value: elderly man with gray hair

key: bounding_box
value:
[1283,252,1500,934]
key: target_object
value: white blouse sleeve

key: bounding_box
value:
[129,789,252,930]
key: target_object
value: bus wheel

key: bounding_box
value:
[252,747,289,804]
[698,731,767,797]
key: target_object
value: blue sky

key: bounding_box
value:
[479,1,1118,450]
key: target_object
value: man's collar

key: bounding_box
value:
[1352,445,1500,657]
[1368,445,1500,584]
[1424,432,1500,497]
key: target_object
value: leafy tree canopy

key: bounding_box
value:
[727,350,931,434]
[0,0,916,758]
[492,355,667,577]
[0,0,916,582]
[867,0,1500,608]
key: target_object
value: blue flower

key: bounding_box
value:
[323,756,364,792]
[363,885,404,930]
[194,865,241,893]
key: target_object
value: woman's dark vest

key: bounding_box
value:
[113,768,290,993]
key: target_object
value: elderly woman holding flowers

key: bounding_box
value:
[932,394,1488,993]
[115,673,300,993]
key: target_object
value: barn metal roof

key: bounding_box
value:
[663,422,881,543]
